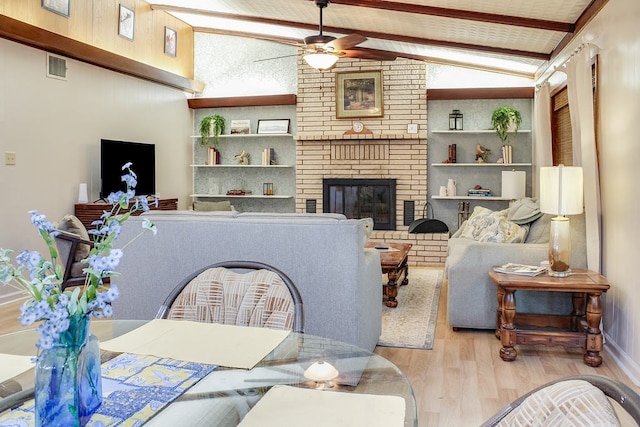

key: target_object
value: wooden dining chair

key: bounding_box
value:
[54,215,94,290]
[156,260,304,333]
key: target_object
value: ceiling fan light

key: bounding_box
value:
[303,53,338,70]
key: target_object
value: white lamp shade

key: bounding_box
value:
[501,170,526,200]
[303,53,338,71]
[540,166,584,215]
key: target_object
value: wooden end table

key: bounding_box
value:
[366,242,412,307]
[489,268,610,367]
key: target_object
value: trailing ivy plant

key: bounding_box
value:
[491,107,522,145]
[199,115,226,146]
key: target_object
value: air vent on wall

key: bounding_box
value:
[46,53,67,80]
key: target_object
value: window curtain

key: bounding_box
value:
[533,83,553,198]
[565,47,601,272]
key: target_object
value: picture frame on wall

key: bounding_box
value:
[164,27,177,57]
[42,0,70,17]
[257,119,290,134]
[118,4,135,41]
[336,70,384,119]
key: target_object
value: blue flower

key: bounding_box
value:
[0,164,157,358]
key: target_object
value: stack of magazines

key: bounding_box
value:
[493,263,546,276]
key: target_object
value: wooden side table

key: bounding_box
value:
[489,268,610,367]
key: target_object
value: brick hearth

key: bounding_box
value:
[294,58,448,266]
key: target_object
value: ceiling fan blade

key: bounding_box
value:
[340,48,397,61]
[254,53,300,63]
[325,34,367,52]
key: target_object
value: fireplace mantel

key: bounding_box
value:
[294,132,427,141]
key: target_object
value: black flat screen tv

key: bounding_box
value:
[100,139,156,198]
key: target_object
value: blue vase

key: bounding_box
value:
[35,314,102,426]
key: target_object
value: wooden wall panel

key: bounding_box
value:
[0,0,193,79]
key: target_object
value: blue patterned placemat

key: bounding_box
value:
[0,353,217,426]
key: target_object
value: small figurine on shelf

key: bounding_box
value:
[475,144,491,163]
[234,150,250,165]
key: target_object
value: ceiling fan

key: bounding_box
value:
[258,0,397,70]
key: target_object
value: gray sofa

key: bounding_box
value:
[446,210,587,330]
[112,211,382,351]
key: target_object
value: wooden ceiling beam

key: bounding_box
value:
[154,5,549,60]
[0,15,204,94]
[328,0,574,33]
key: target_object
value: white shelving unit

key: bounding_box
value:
[191,131,296,211]
[427,98,534,231]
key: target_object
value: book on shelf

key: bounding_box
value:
[207,147,219,165]
[261,148,276,165]
[493,263,546,276]
[467,189,492,196]
[501,145,513,164]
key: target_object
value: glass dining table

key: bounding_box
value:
[0,320,417,426]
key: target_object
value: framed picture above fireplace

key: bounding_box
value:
[336,71,383,119]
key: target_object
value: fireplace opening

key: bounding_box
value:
[323,178,396,230]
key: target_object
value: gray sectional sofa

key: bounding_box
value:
[446,209,587,330]
[112,211,383,351]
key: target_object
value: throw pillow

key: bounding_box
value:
[193,200,233,211]
[460,206,529,243]
[525,213,551,244]
[57,215,91,261]
[507,197,543,224]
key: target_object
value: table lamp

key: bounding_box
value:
[539,165,583,277]
[501,170,526,200]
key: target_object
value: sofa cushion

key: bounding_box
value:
[193,200,234,211]
[507,198,543,224]
[525,214,551,244]
[459,206,529,243]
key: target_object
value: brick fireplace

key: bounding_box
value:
[293,58,449,266]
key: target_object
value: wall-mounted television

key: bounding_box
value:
[100,139,156,198]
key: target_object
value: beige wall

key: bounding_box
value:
[581,0,640,384]
[0,0,194,78]
[0,37,193,301]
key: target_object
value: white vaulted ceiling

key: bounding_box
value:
[145,0,607,78]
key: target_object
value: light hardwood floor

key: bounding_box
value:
[1,268,638,426]
[375,267,639,426]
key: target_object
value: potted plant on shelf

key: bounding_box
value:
[491,107,522,145]
[199,115,226,146]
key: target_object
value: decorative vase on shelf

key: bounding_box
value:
[447,179,457,197]
[35,314,102,426]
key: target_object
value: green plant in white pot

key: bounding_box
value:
[491,107,522,145]
[199,115,225,146]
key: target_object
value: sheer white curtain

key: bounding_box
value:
[533,83,553,199]
[565,47,601,272]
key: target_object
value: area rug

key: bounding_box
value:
[377,268,443,350]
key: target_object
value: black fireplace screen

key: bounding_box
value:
[323,178,396,230]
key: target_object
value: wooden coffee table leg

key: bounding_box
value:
[384,269,399,308]
[499,288,518,362]
[400,258,409,286]
[584,292,604,367]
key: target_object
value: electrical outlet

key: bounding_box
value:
[407,123,418,134]
[5,152,16,166]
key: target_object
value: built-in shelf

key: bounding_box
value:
[191,194,293,199]
[431,196,516,201]
[191,164,293,168]
[431,130,531,134]
[431,163,531,167]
